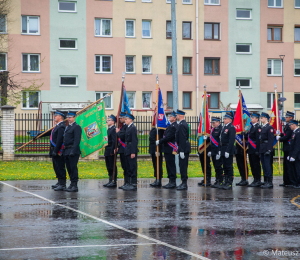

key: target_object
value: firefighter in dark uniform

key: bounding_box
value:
[123,113,138,191]
[62,111,82,192]
[235,143,249,186]
[288,120,300,189]
[34,110,66,191]
[259,112,274,189]
[197,135,212,187]
[246,113,262,187]
[276,111,294,187]
[116,112,128,189]
[175,109,191,190]
[219,112,236,190]
[149,127,164,187]
[156,111,178,189]
[103,114,118,188]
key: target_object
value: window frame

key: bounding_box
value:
[267,59,282,76]
[236,78,252,89]
[207,92,220,109]
[142,91,152,109]
[183,0,192,4]
[268,0,283,8]
[58,1,77,13]
[0,15,7,34]
[295,25,300,42]
[0,53,7,71]
[204,0,220,5]
[204,57,220,75]
[142,0,152,2]
[167,91,173,109]
[95,91,113,110]
[236,44,252,54]
[296,0,300,8]
[142,20,151,38]
[21,15,40,35]
[59,76,78,87]
[294,59,300,76]
[95,55,113,74]
[167,56,172,74]
[267,25,283,42]
[22,53,40,73]
[294,93,300,109]
[127,91,136,109]
[125,55,135,74]
[183,57,192,75]
[95,18,112,37]
[236,9,252,20]
[142,56,152,74]
[59,38,77,50]
[166,20,172,39]
[204,22,220,41]
[267,92,282,109]
[21,91,40,110]
[182,91,192,109]
[125,19,135,38]
[182,21,192,40]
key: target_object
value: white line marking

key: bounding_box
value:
[0,181,210,260]
[0,243,157,251]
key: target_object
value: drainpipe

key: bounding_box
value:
[196,0,199,116]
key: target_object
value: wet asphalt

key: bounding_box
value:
[0,177,300,260]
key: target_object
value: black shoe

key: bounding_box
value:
[216,180,225,189]
[261,178,273,189]
[176,181,188,190]
[222,182,233,190]
[286,185,295,188]
[236,180,248,186]
[279,183,285,187]
[163,179,176,189]
[123,183,137,191]
[150,179,162,187]
[293,185,300,189]
[106,182,117,188]
[248,180,262,187]
[202,182,211,187]
[197,180,204,186]
[103,180,112,187]
[119,182,128,189]
[54,184,66,191]
[65,185,78,192]
[51,182,59,189]
[211,181,220,188]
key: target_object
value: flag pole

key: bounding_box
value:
[275,84,282,175]
[204,85,207,186]
[239,83,248,180]
[15,93,112,152]
[156,75,159,181]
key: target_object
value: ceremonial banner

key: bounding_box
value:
[198,94,211,154]
[270,98,282,146]
[76,101,108,158]
[122,87,131,114]
[152,88,168,129]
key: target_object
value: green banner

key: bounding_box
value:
[76,102,108,158]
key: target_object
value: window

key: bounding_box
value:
[207,92,219,109]
[267,26,282,42]
[183,92,191,109]
[267,92,282,109]
[22,91,40,109]
[296,0,300,8]
[236,44,251,54]
[182,22,191,39]
[204,58,220,75]
[142,92,151,109]
[204,23,219,40]
[142,56,151,73]
[268,0,282,8]
[267,59,282,76]
[95,55,112,73]
[166,21,172,39]
[294,60,300,76]
[58,1,76,12]
[295,93,300,108]
[295,26,300,42]
[60,76,77,86]
[183,0,192,3]
[95,18,112,37]
[21,16,39,35]
[142,20,151,38]
[0,15,7,33]
[167,91,173,108]
[236,9,251,19]
[125,20,135,37]
[126,56,135,73]
[166,0,176,3]
[22,54,40,72]
[59,39,77,49]
[0,53,7,71]
[183,57,192,74]
[96,92,113,109]
[236,78,251,88]
[204,0,220,5]
[127,92,136,109]
[167,56,172,74]
[142,0,152,2]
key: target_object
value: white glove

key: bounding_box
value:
[276,130,280,135]
[207,152,211,157]
[180,152,185,159]
[203,135,207,140]
[287,156,290,161]
[276,136,280,141]
[225,152,229,158]
[290,157,295,162]
[155,152,160,157]
[156,140,159,146]
[216,151,221,160]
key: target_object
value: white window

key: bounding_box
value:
[236,44,252,54]
[0,53,7,71]
[142,20,151,38]
[267,59,282,76]
[96,92,113,109]
[22,91,40,109]
[142,92,152,109]
[183,0,192,3]
[204,0,220,5]
[59,39,77,49]
[125,20,135,37]
[296,0,300,8]
[95,18,112,37]
[236,9,252,19]
[142,0,152,2]
[267,92,282,109]
[142,56,151,73]
[60,76,78,87]
[236,78,252,88]
[294,60,300,76]
[21,16,39,35]
[58,1,76,12]
[126,56,135,73]
[0,15,7,33]
[127,92,136,109]
[95,55,112,73]
[268,0,282,8]
[182,22,192,39]
[22,54,40,72]
[295,93,300,108]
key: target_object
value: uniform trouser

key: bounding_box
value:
[52,155,66,181]
[235,152,249,180]
[222,155,234,179]
[105,155,118,180]
[260,153,273,178]
[199,152,212,182]
[164,153,176,180]
[119,153,128,179]
[283,151,291,185]
[179,153,189,181]
[249,153,261,181]
[212,155,223,181]
[65,155,80,183]
[151,153,163,179]
[126,154,137,179]
[290,160,300,186]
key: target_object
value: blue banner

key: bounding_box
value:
[157,89,168,129]
[121,88,131,114]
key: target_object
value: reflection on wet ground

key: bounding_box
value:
[0,177,300,260]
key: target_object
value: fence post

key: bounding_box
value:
[1,105,15,161]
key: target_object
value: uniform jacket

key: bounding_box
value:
[149,128,164,155]
[62,122,82,156]
[105,125,117,156]
[209,125,222,156]
[125,123,138,156]
[259,123,274,154]
[279,123,293,152]
[246,123,261,155]
[289,128,300,160]
[117,124,127,154]
[220,123,236,155]
[159,122,178,154]
[175,120,191,154]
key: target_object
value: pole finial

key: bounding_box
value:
[238,81,241,90]
[122,72,125,82]
[274,83,277,90]
[156,74,159,83]
[204,84,207,91]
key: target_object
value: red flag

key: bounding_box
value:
[233,97,243,134]
[270,99,282,133]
